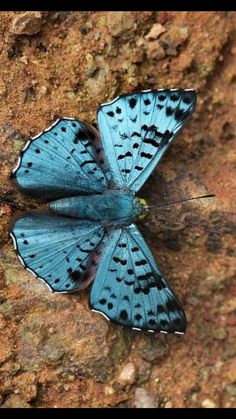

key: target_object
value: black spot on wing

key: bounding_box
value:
[119,132,129,140]
[131,132,141,138]
[160,319,169,328]
[134,287,141,294]
[148,319,156,327]
[166,106,174,117]
[143,138,159,148]
[118,243,127,248]
[120,310,128,320]
[70,271,82,281]
[99,298,106,305]
[113,256,127,266]
[118,151,132,160]
[80,159,96,167]
[135,259,148,266]
[107,111,114,117]
[157,304,165,313]
[140,151,152,159]
[161,130,173,146]
[183,94,193,104]
[125,280,135,286]
[175,109,190,121]
[170,94,179,102]
[129,98,137,109]
[137,272,153,281]
[166,299,181,313]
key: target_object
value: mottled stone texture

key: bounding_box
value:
[0,11,236,408]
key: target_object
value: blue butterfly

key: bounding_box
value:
[10,89,197,334]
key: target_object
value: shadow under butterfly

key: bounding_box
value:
[10,88,202,335]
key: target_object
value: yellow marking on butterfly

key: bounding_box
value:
[138,198,148,221]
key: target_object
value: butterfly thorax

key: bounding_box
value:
[49,190,145,226]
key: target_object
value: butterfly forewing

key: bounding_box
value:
[13,118,109,199]
[97,89,196,192]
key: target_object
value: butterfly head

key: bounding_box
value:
[137,197,149,221]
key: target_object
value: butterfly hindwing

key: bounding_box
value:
[13,118,109,199]
[97,89,196,191]
[89,224,186,334]
[11,213,107,292]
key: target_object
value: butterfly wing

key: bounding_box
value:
[11,213,107,292]
[12,118,109,199]
[97,89,196,191]
[89,224,186,334]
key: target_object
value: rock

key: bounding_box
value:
[226,359,236,383]
[145,23,166,40]
[159,25,189,57]
[0,335,13,363]
[178,53,193,72]
[106,12,136,38]
[1,394,30,408]
[12,372,37,402]
[11,12,42,36]
[136,360,152,384]
[158,12,170,24]
[225,384,236,398]
[2,124,26,142]
[146,40,166,60]
[139,337,169,363]
[85,53,98,77]
[118,362,136,385]
[38,86,48,98]
[164,401,173,408]
[134,387,159,408]
[201,398,216,408]
[0,313,6,329]
[186,297,199,307]
[211,327,227,340]
[221,122,235,141]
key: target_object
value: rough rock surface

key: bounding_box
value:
[0,11,236,408]
[11,12,42,36]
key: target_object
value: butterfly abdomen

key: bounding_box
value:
[49,190,143,225]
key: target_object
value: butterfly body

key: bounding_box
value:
[49,190,144,226]
[11,89,197,334]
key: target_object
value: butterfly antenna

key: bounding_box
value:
[147,193,215,210]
